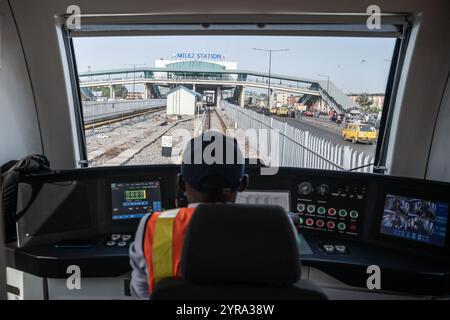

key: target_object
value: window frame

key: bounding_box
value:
[61,16,411,171]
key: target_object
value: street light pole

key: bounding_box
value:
[133,64,136,99]
[253,48,289,108]
[268,50,272,106]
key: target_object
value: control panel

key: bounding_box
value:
[292,180,366,237]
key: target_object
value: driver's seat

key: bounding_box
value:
[151,204,327,300]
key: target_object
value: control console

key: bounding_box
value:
[7,165,450,298]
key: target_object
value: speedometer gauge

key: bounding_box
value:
[297,182,314,196]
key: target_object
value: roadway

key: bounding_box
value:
[272,115,376,157]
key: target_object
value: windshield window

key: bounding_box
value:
[72,35,396,172]
[360,126,377,132]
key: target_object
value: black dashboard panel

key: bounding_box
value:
[5,165,450,296]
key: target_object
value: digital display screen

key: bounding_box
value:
[236,191,290,211]
[111,181,162,220]
[380,194,449,247]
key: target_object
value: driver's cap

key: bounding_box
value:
[181,131,245,194]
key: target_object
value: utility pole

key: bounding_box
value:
[125,63,146,99]
[253,48,289,108]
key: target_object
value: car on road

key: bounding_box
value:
[303,110,315,117]
[261,107,271,116]
[342,123,378,144]
[270,107,278,115]
[276,106,290,117]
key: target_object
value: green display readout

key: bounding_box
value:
[124,189,147,201]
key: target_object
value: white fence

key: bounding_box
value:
[83,99,166,123]
[222,103,374,173]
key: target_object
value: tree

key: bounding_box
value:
[93,85,128,99]
[305,96,320,107]
[356,94,373,110]
[368,106,382,114]
[114,85,128,99]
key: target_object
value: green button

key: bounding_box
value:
[318,207,326,214]
[339,209,348,217]
[350,210,359,219]
[338,222,346,230]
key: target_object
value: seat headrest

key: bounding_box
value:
[181,204,301,285]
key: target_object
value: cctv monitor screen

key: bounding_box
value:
[380,194,449,247]
[111,181,162,220]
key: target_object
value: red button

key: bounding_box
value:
[328,208,337,216]
[327,221,336,229]
[316,220,325,228]
[349,224,358,232]
[306,218,314,226]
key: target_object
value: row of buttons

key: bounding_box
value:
[107,240,128,247]
[106,234,133,247]
[111,234,132,241]
[297,204,359,218]
[321,244,348,255]
[301,218,351,231]
[330,193,364,200]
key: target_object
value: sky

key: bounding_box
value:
[73,36,396,94]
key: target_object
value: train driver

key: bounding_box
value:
[129,131,248,299]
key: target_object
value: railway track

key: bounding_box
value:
[100,116,194,166]
[202,107,211,132]
[89,106,229,166]
[84,106,165,130]
[202,107,227,134]
[213,107,228,133]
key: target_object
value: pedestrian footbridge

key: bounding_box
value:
[79,67,358,114]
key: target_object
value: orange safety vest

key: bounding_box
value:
[143,207,196,291]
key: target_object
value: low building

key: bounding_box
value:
[347,93,385,109]
[275,91,289,105]
[166,85,202,116]
[126,92,144,100]
[287,95,301,106]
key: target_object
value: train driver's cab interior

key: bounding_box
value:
[1,0,450,302]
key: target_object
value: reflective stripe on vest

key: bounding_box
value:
[143,207,196,291]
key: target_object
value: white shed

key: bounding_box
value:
[166,86,202,116]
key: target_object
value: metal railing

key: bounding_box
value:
[222,103,374,173]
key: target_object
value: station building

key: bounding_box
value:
[155,53,238,107]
